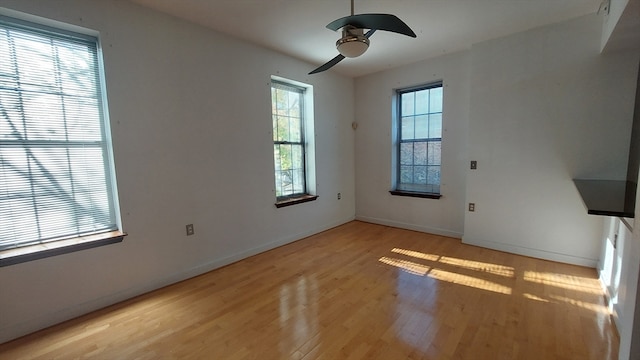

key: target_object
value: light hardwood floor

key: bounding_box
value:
[0,221,619,359]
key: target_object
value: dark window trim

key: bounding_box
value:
[389,190,442,199]
[396,81,443,95]
[275,194,319,208]
[395,81,443,194]
[0,231,127,267]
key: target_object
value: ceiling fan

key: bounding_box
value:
[309,0,417,74]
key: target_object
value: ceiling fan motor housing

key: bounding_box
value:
[336,26,369,58]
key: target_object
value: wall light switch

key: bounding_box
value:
[470,161,477,170]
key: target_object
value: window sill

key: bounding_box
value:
[0,231,126,267]
[275,194,319,208]
[389,190,442,199]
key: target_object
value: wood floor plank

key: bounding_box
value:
[0,221,619,359]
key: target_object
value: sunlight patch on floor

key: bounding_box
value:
[391,248,440,262]
[391,248,515,277]
[379,256,511,295]
[379,256,430,276]
[438,256,514,278]
[548,294,610,314]
[428,268,512,295]
[523,271,602,295]
[523,293,549,302]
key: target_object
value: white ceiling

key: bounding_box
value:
[130,0,603,77]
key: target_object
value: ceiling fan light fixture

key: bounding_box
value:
[336,34,369,58]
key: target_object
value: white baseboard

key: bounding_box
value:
[462,237,598,268]
[612,303,623,333]
[598,269,623,334]
[0,216,354,344]
[355,215,463,239]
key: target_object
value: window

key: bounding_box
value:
[271,78,317,207]
[391,82,443,198]
[0,15,123,265]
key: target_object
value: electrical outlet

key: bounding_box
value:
[186,224,194,236]
[337,192,341,200]
[468,203,475,212]
[470,160,477,170]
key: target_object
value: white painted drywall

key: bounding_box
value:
[0,0,356,343]
[353,52,471,238]
[602,0,630,51]
[463,15,640,267]
[616,215,640,360]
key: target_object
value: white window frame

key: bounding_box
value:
[0,11,123,266]
[270,76,317,208]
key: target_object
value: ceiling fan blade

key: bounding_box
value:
[327,14,416,38]
[364,29,376,38]
[309,54,346,74]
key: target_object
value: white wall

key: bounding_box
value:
[463,15,639,267]
[617,215,640,359]
[602,0,630,51]
[354,52,471,238]
[0,0,356,343]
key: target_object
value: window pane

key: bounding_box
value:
[272,115,279,142]
[279,144,292,170]
[273,145,281,170]
[414,142,427,165]
[58,44,97,97]
[400,165,413,183]
[427,165,441,185]
[22,93,66,141]
[276,116,290,142]
[428,142,441,166]
[401,92,414,116]
[0,198,39,248]
[415,89,429,114]
[36,195,78,240]
[414,166,427,184]
[401,116,414,140]
[400,142,413,165]
[65,98,103,141]
[430,87,443,113]
[292,168,304,194]
[274,170,283,197]
[288,91,300,118]
[414,115,428,139]
[279,170,293,195]
[291,144,303,169]
[29,148,74,195]
[274,88,287,113]
[429,113,442,139]
[0,92,22,140]
[289,116,301,143]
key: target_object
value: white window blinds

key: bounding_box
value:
[0,16,118,250]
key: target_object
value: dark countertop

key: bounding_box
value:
[574,180,636,218]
